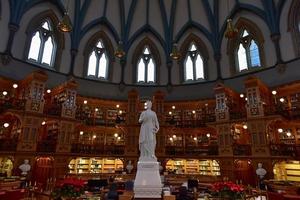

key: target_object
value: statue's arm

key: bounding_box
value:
[154,113,159,133]
[139,112,144,123]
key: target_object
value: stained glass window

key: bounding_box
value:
[184,43,205,81]
[137,47,156,83]
[87,40,109,79]
[27,20,55,67]
[236,29,261,71]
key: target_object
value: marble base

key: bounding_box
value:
[134,161,162,198]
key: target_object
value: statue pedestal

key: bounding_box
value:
[134,161,162,198]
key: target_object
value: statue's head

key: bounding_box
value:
[24,159,29,164]
[146,100,152,109]
[258,163,263,168]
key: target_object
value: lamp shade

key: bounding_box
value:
[170,43,181,60]
[225,19,238,39]
[58,13,72,32]
[114,41,126,59]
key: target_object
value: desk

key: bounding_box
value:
[283,194,300,200]
[0,180,21,190]
[163,195,176,200]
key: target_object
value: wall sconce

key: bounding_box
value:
[279,98,285,103]
[3,123,9,128]
[13,84,18,89]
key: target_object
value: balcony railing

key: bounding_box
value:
[270,144,297,156]
[44,104,62,116]
[229,111,246,120]
[165,146,185,156]
[36,141,57,152]
[0,138,17,151]
[165,145,218,156]
[71,144,125,155]
[0,99,26,112]
[233,144,252,156]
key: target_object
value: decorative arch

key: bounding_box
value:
[288,0,300,57]
[179,33,209,83]
[23,10,64,71]
[227,17,266,75]
[83,31,115,81]
[132,37,161,84]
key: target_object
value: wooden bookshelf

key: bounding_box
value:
[166,159,220,176]
[274,160,300,182]
[68,158,123,174]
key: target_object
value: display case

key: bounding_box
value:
[68,158,123,174]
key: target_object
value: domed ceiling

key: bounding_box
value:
[44,0,285,56]
[1,0,294,100]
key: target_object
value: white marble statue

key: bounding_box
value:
[138,100,159,161]
[256,163,267,179]
[19,159,31,176]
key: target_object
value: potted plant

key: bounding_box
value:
[211,181,245,200]
[51,178,85,200]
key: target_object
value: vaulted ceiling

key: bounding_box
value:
[8,0,286,58]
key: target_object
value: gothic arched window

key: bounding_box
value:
[87,40,109,79]
[137,47,156,83]
[236,30,261,72]
[27,20,56,67]
[184,43,205,81]
[288,0,300,56]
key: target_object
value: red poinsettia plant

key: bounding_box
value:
[211,181,245,200]
[51,178,86,199]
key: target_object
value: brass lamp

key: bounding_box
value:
[114,41,126,59]
[170,43,181,61]
[225,19,238,39]
[58,12,72,32]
